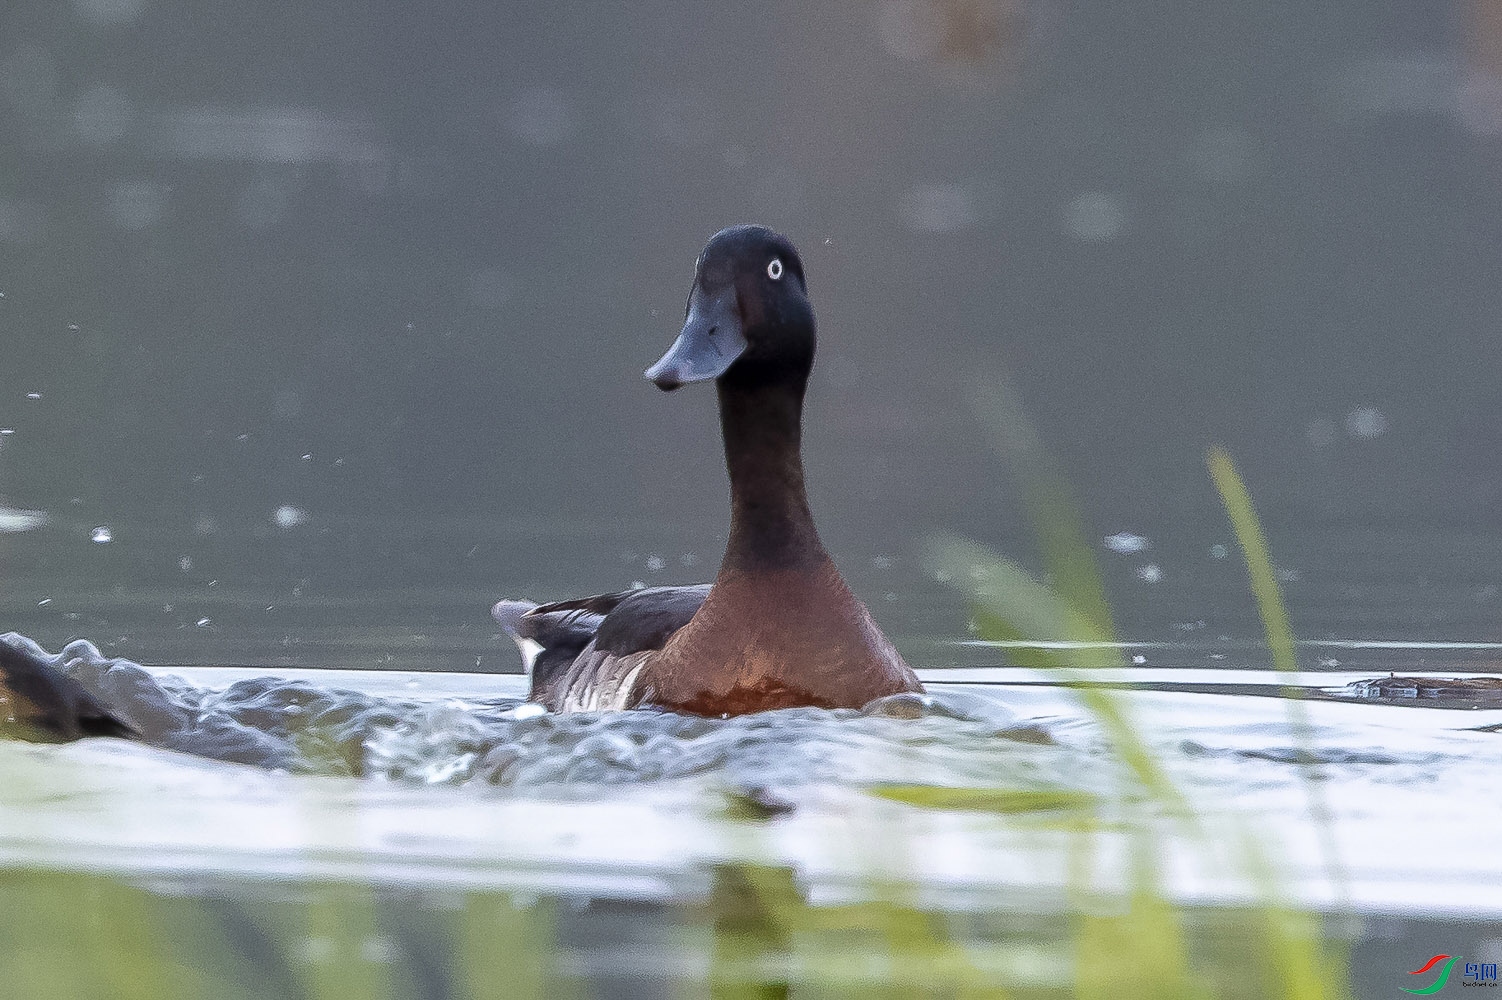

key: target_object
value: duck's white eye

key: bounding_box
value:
[767,258,784,280]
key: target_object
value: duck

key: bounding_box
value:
[493,225,924,716]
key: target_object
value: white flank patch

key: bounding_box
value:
[516,638,543,674]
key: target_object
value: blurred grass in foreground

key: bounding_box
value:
[0,864,1347,999]
[0,869,574,1000]
[0,852,1351,990]
[899,385,1350,999]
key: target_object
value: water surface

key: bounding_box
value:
[5,635,1498,918]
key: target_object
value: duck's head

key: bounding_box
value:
[646,225,814,392]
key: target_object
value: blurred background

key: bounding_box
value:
[2,0,1500,668]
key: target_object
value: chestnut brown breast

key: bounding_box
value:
[634,559,921,714]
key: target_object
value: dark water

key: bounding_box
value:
[4,0,1502,673]
[10,520,1502,673]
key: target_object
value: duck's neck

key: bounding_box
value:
[716,378,827,573]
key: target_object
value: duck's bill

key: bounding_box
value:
[645,290,747,391]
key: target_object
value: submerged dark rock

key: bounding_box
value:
[1341,675,1502,710]
[0,634,139,741]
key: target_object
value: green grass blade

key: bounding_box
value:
[1205,448,1297,679]
[1206,447,1352,922]
[967,378,1118,638]
[869,785,1098,815]
[925,536,1185,814]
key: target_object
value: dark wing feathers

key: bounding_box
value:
[511,585,711,709]
[521,585,710,657]
[525,590,637,623]
[516,603,609,649]
[593,585,711,655]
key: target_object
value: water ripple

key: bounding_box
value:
[10,635,1063,792]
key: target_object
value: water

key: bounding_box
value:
[2,633,1501,994]
[5,634,1500,912]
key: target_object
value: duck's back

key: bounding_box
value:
[507,586,711,712]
